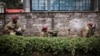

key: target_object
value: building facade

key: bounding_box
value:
[1,0,100,36]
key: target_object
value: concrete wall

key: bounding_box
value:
[4,12,100,36]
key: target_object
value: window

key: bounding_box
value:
[98,0,100,10]
[31,0,94,11]
[32,0,48,10]
[1,0,23,9]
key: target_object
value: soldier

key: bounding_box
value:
[40,25,48,37]
[40,24,58,37]
[87,22,96,37]
[81,22,96,37]
[4,16,24,35]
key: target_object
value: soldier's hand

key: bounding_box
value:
[8,27,14,30]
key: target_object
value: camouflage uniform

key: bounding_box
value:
[40,25,48,37]
[4,21,23,35]
[81,25,89,37]
[81,22,96,37]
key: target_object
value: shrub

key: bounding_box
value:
[0,35,100,56]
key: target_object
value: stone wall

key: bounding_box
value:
[4,12,100,36]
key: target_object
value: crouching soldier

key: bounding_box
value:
[40,25,48,37]
[87,22,96,37]
[40,24,58,37]
[4,16,24,35]
[81,22,96,37]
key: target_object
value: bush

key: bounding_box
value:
[0,35,100,56]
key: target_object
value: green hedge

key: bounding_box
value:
[0,35,100,56]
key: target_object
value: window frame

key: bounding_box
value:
[30,0,99,12]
